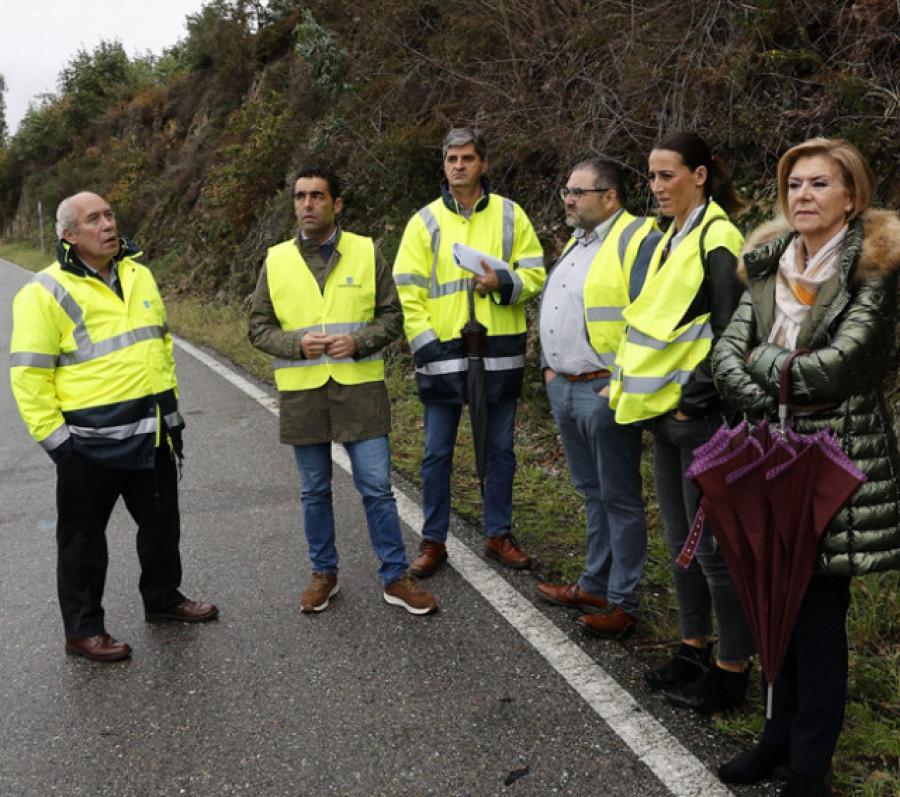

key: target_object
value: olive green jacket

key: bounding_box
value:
[713,209,900,576]
[248,228,402,445]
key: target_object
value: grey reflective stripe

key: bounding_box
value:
[394,273,428,288]
[431,278,469,298]
[501,198,515,263]
[514,256,544,270]
[594,351,617,369]
[586,306,624,322]
[409,329,438,353]
[58,325,166,366]
[617,217,649,267]
[163,410,184,429]
[416,354,525,376]
[625,320,712,351]
[69,416,157,440]
[35,273,92,351]
[619,370,693,394]
[10,351,58,369]
[417,358,467,376]
[272,351,383,370]
[419,207,442,295]
[39,424,71,452]
[33,273,166,365]
[282,322,368,336]
[484,355,524,371]
[507,269,523,304]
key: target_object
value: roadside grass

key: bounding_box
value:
[0,241,53,271]
[2,240,897,795]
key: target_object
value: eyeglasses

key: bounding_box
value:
[559,187,611,201]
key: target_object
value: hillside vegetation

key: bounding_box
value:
[1,0,899,291]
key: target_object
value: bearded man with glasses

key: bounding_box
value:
[536,158,660,638]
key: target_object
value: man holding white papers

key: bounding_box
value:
[393,128,545,575]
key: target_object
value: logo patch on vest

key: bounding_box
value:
[341,276,361,289]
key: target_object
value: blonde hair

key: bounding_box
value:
[776,138,874,221]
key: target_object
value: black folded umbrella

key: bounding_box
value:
[462,281,488,495]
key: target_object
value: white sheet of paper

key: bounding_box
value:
[452,243,510,277]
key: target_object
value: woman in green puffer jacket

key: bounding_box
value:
[713,138,900,797]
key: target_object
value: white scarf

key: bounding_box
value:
[768,226,847,349]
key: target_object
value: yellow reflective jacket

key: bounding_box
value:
[10,238,181,468]
[393,180,545,403]
[610,201,744,423]
[265,231,384,391]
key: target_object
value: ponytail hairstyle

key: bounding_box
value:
[655,132,747,218]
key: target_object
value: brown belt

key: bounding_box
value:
[563,370,611,382]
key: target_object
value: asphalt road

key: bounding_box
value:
[0,259,781,797]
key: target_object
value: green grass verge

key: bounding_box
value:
[2,240,897,795]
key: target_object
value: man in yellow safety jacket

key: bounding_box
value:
[10,191,218,663]
[393,128,545,576]
[249,166,437,616]
[536,158,661,639]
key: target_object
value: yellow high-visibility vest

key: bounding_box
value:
[265,232,384,391]
[610,201,743,423]
[571,211,658,370]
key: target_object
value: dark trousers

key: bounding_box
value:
[763,574,852,775]
[56,447,185,638]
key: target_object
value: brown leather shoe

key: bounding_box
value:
[537,582,607,613]
[409,540,448,578]
[576,606,637,639]
[65,633,132,662]
[300,573,339,613]
[485,533,531,569]
[146,599,219,623]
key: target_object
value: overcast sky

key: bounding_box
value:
[1,0,211,136]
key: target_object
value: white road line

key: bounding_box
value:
[173,334,734,797]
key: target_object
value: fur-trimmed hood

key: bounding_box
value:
[736,208,900,286]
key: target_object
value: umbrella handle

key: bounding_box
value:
[777,349,811,430]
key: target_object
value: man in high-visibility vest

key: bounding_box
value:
[249,166,437,616]
[10,192,218,663]
[536,159,661,638]
[393,128,545,577]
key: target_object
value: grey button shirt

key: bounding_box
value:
[539,213,620,375]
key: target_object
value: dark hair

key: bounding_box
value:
[654,132,746,217]
[572,157,628,205]
[443,127,487,161]
[293,165,342,200]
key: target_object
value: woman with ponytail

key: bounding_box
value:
[610,132,754,713]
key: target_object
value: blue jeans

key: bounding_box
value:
[651,410,755,663]
[421,399,517,541]
[546,376,646,615]
[293,436,408,588]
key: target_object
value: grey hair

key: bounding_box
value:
[442,127,487,161]
[56,195,81,238]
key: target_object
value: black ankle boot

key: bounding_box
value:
[662,663,749,713]
[644,642,711,690]
[718,738,789,784]
[781,770,832,796]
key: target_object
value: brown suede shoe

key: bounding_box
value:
[65,633,132,662]
[409,539,448,578]
[576,606,637,639]
[536,582,607,613]
[485,533,532,569]
[146,599,219,623]
[300,572,339,613]
[383,572,438,615]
